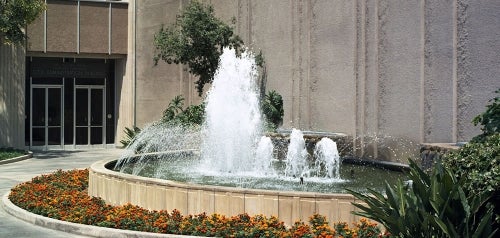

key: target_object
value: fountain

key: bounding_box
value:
[89,48,408,225]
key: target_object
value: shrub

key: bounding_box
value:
[0,147,26,160]
[348,160,497,238]
[443,133,500,225]
[471,89,500,143]
[9,169,388,237]
[162,95,205,126]
[262,90,284,131]
[443,133,500,195]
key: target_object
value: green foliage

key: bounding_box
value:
[162,95,205,126]
[119,126,141,148]
[443,133,500,225]
[443,133,500,195]
[472,89,500,142]
[153,1,244,95]
[262,90,284,131]
[349,160,497,238]
[0,0,45,45]
[0,147,25,160]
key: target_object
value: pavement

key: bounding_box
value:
[0,148,123,238]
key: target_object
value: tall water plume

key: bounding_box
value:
[200,48,263,173]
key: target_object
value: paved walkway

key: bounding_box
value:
[0,149,123,238]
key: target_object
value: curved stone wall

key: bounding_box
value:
[89,159,365,226]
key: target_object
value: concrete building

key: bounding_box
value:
[1,0,499,159]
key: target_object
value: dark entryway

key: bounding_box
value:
[25,57,115,150]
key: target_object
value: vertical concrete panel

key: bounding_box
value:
[0,44,25,149]
[456,0,500,141]
[187,190,200,214]
[338,201,354,223]
[119,179,131,205]
[187,189,216,215]
[46,0,77,52]
[164,187,175,211]
[360,0,381,158]
[230,193,245,215]
[423,0,455,142]
[80,2,108,53]
[278,196,293,226]
[134,0,194,127]
[244,194,260,215]
[298,198,316,222]
[262,195,279,217]
[26,13,44,52]
[214,191,229,215]
[250,1,294,128]
[316,199,336,224]
[203,190,215,214]
[210,0,238,24]
[377,0,422,141]
[172,187,188,214]
[146,185,156,210]
[111,4,129,54]
[310,0,356,133]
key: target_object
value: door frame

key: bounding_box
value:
[73,84,107,149]
[29,81,64,151]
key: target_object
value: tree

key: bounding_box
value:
[0,0,45,45]
[153,1,244,96]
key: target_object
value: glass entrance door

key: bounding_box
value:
[74,86,106,147]
[30,86,63,150]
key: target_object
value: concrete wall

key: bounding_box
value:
[133,0,500,160]
[0,44,25,149]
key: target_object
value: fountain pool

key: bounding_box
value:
[89,48,409,225]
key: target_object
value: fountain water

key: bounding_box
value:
[199,48,262,174]
[114,48,407,193]
[313,138,340,179]
[254,136,275,176]
[92,47,410,226]
[284,128,309,178]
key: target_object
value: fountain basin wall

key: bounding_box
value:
[89,159,365,226]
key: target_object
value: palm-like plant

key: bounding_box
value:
[262,90,284,131]
[163,95,185,121]
[119,126,141,148]
[348,160,497,238]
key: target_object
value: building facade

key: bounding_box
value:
[1,0,499,158]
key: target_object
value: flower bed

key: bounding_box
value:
[9,169,390,237]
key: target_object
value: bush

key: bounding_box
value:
[0,147,26,160]
[443,133,500,195]
[162,95,205,126]
[10,169,388,237]
[262,90,284,131]
[471,89,500,143]
[443,133,500,224]
[348,160,497,238]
